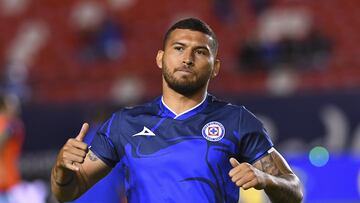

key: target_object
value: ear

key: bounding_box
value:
[211,59,220,78]
[156,50,164,69]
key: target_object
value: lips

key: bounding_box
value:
[175,65,193,73]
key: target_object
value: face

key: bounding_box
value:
[156,29,220,96]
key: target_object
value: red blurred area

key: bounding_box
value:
[0,0,359,104]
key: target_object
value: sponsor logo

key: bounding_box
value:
[202,121,225,142]
[132,126,156,137]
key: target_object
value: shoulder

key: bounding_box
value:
[113,97,160,118]
[208,94,249,113]
[208,95,263,127]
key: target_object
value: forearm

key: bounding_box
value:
[51,124,110,202]
[264,173,303,203]
[51,165,87,202]
[253,149,303,203]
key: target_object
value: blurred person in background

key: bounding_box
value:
[237,7,332,73]
[71,1,125,63]
[51,18,302,203]
[0,94,24,203]
[213,0,236,23]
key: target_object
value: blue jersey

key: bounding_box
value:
[91,94,273,203]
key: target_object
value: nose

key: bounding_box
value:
[182,51,194,66]
[183,59,194,66]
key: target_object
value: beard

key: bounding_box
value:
[162,62,212,96]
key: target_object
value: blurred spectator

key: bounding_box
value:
[249,0,272,16]
[0,94,25,203]
[4,20,49,101]
[107,0,136,11]
[213,0,272,23]
[213,0,236,23]
[237,37,266,72]
[0,0,28,16]
[2,62,30,101]
[301,28,332,70]
[71,1,125,63]
[237,8,332,72]
[110,75,144,106]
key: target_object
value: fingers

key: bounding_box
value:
[242,179,259,190]
[229,157,240,168]
[57,123,90,171]
[63,161,80,171]
[63,152,87,163]
[67,138,88,152]
[75,123,89,142]
[229,162,248,182]
[60,143,88,171]
[229,162,262,190]
[231,169,256,188]
[228,158,243,177]
[60,147,87,171]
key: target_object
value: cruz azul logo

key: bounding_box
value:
[202,121,225,142]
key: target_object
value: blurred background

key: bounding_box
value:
[0,0,359,202]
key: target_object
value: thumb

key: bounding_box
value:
[229,157,240,168]
[75,123,89,142]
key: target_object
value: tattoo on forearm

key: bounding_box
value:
[257,155,281,176]
[254,152,302,203]
[88,151,98,161]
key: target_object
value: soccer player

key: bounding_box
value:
[51,18,303,203]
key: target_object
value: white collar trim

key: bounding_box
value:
[161,93,207,119]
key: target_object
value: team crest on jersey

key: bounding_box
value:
[202,121,225,142]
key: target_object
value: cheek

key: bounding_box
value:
[163,56,178,70]
[198,61,213,73]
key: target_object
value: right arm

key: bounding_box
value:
[51,123,112,202]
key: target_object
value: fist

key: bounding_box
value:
[56,123,89,171]
[228,158,267,190]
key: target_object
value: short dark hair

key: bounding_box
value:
[163,18,218,55]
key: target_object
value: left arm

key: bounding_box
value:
[229,148,303,203]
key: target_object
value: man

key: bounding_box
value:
[0,95,24,202]
[51,18,303,203]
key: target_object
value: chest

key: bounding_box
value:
[120,116,239,170]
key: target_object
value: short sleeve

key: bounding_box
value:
[90,113,123,168]
[237,107,273,163]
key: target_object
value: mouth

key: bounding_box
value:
[175,65,193,73]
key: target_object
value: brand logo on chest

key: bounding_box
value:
[201,121,225,142]
[132,126,156,137]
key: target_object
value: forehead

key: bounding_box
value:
[166,29,213,48]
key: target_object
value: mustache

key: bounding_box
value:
[175,65,193,73]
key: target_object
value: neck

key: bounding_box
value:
[162,84,207,115]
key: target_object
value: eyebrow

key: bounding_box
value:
[171,42,210,52]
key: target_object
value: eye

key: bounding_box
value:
[195,49,208,56]
[174,46,184,51]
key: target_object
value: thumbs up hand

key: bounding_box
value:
[228,157,267,190]
[56,123,90,172]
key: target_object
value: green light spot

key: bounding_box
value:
[309,146,329,167]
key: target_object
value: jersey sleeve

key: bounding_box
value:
[237,106,273,164]
[90,113,124,168]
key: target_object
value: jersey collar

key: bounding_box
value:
[159,93,209,120]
